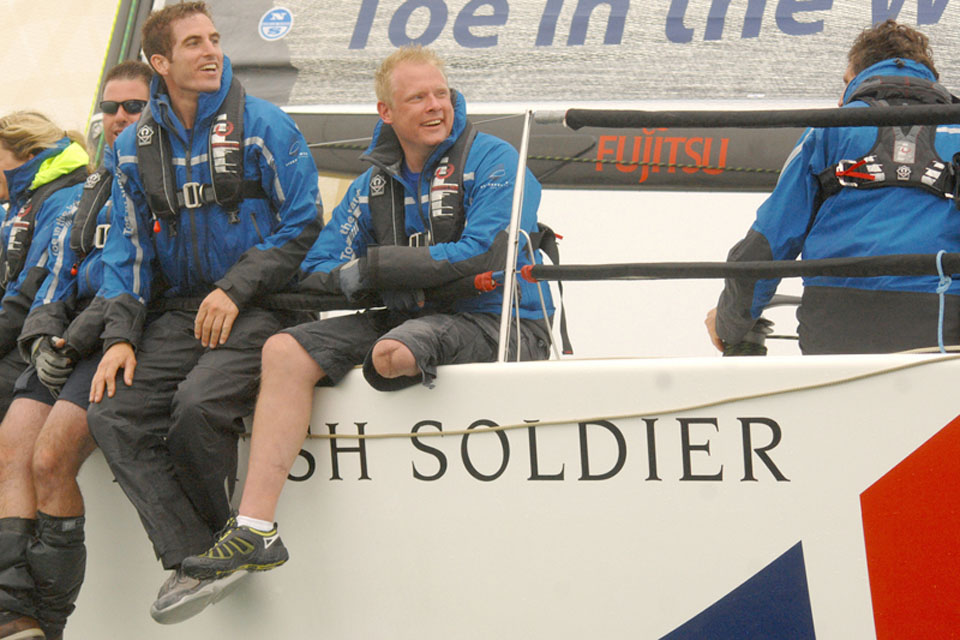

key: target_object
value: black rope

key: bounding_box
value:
[564,103,960,131]
[527,253,960,281]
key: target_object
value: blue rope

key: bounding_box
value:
[936,249,952,353]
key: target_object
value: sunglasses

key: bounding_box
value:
[99,99,147,115]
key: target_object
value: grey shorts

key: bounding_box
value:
[14,354,102,408]
[283,309,552,391]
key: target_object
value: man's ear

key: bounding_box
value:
[150,53,170,77]
[376,101,393,124]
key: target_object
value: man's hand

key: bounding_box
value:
[705,307,724,352]
[34,336,79,392]
[195,288,239,348]
[90,342,137,403]
[338,259,368,302]
[381,289,425,313]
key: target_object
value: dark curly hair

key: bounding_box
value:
[847,19,937,79]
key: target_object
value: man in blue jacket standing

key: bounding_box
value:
[85,1,321,624]
[706,20,960,354]
[177,46,555,604]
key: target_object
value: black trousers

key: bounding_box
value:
[0,349,28,421]
[0,513,85,638]
[87,309,289,569]
[797,286,960,354]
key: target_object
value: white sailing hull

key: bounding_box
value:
[71,354,960,638]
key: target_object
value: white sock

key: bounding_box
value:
[236,515,275,532]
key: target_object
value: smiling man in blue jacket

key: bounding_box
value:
[707,20,960,354]
[83,1,321,625]
[177,45,556,607]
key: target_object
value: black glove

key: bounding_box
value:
[380,289,425,313]
[32,336,79,392]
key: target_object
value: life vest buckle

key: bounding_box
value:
[181,182,205,209]
[408,231,431,247]
[94,224,110,249]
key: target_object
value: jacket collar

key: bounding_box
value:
[149,55,234,139]
[842,58,938,104]
[4,137,86,211]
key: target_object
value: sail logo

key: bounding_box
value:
[259,7,294,41]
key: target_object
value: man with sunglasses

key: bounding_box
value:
[0,61,152,640]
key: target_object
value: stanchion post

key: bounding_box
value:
[497,109,534,362]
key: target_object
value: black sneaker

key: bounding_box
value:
[149,566,248,624]
[0,610,44,639]
[181,522,289,580]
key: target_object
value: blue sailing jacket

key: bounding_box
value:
[101,56,321,347]
[301,90,554,320]
[740,59,960,322]
[0,138,86,356]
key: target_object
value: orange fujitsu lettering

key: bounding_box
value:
[703,137,730,175]
[596,135,619,172]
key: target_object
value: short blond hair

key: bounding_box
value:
[374,46,447,106]
[0,111,87,162]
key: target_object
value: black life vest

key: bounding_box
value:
[68,167,113,274]
[134,76,267,231]
[366,122,574,354]
[818,74,960,204]
[0,166,87,289]
[367,122,477,247]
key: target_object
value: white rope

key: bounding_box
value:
[297,353,960,441]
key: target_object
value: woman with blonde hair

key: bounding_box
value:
[0,111,89,640]
[0,112,89,421]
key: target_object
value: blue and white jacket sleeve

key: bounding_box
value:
[0,187,77,358]
[361,136,540,290]
[214,105,322,306]
[297,178,373,294]
[18,199,83,347]
[96,164,157,350]
[716,127,822,343]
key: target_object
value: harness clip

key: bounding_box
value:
[834,158,878,188]
[408,231,431,247]
[94,224,110,249]
[181,182,204,209]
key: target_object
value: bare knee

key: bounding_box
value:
[262,333,323,384]
[31,441,63,489]
[371,339,418,379]
[0,400,48,480]
[31,408,95,488]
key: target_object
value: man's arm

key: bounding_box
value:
[352,135,540,291]
[713,128,822,345]
[0,186,78,358]
[96,162,156,352]
[297,178,373,295]
[212,103,322,310]
[18,201,84,354]
[88,161,155,400]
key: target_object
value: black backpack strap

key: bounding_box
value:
[137,79,268,229]
[135,103,180,226]
[69,168,113,262]
[428,118,476,244]
[207,77,270,218]
[527,222,573,355]
[1,166,88,289]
